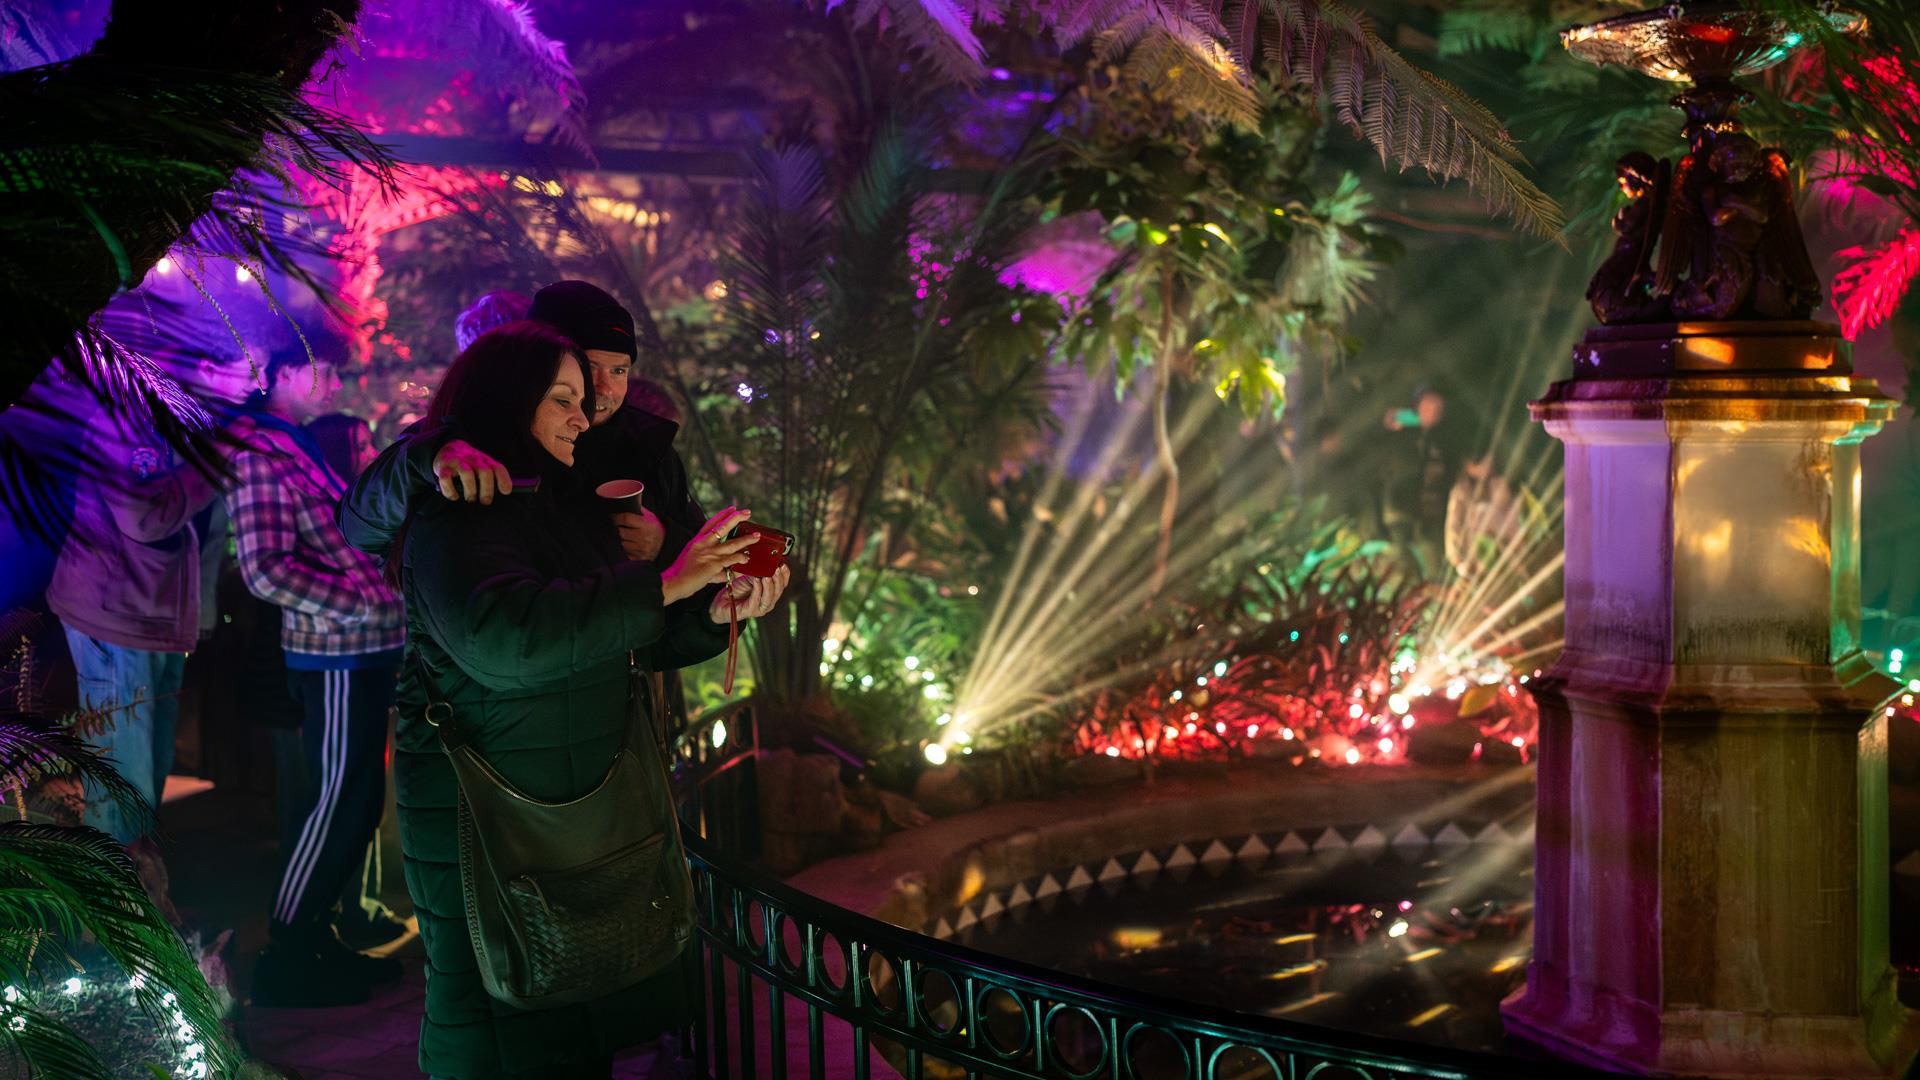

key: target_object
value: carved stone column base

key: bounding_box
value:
[1506,327,1918,1077]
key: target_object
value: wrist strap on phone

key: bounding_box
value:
[721,570,740,696]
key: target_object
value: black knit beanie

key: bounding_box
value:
[526,280,636,360]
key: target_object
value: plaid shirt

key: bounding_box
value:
[228,421,404,660]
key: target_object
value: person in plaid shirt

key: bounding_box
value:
[229,348,406,1007]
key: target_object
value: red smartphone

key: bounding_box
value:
[730,522,794,578]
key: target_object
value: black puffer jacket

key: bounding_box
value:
[394,472,727,1079]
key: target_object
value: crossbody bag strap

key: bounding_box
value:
[414,649,473,752]
[627,650,673,763]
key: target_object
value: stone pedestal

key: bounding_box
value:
[1503,322,1920,1077]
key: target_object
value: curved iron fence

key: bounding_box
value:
[671,701,1593,1080]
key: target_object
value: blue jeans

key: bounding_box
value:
[63,626,184,844]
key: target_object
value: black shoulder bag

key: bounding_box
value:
[417,651,695,1010]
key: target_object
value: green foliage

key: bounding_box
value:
[1049,496,1425,762]
[840,0,1565,239]
[0,824,238,1080]
[1050,78,1392,421]
[669,102,1059,709]
[0,637,237,1080]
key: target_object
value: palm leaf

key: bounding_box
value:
[0,716,153,837]
[0,995,118,1080]
[0,55,395,429]
[0,824,238,1077]
[838,0,990,83]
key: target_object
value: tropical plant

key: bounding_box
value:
[0,637,237,1079]
[0,0,384,411]
[1058,499,1417,775]
[676,120,1059,716]
[0,0,398,552]
[1049,74,1394,589]
[834,0,1566,240]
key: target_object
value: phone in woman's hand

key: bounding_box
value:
[728,522,793,578]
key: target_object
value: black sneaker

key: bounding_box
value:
[250,940,373,1008]
[334,903,415,952]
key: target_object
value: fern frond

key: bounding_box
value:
[1121,23,1260,130]
[0,823,238,1075]
[0,58,397,428]
[0,995,117,1080]
[1832,228,1920,340]
[1435,5,1539,58]
[1274,0,1562,240]
[0,716,153,835]
[844,0,989,83]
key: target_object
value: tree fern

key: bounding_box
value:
[1435,4,1541,59]
[1264,0,1566,241]
[846,0,1565,239]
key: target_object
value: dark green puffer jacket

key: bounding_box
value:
[394,478,728,1079]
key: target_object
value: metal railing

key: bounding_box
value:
[671,701,1593,1080]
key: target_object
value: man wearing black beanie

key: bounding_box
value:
[338,280,707,568]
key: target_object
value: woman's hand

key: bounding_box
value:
[708,563,790,624]
[661,507,757,604]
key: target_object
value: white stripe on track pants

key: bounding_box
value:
[272,664,396,929]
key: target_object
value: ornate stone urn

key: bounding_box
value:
[1502,3,1920,1076]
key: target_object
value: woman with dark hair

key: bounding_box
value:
[391,321,776,1079]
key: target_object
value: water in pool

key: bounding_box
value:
[947,834,1535,1054]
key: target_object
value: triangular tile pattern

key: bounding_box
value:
[1235,835,1271,863]
[1311,827,1349,853]
[916,819,1524,935]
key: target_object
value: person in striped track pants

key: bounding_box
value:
[229,349,407,1007]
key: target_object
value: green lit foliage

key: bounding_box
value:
[670,117,1058,714]
[1048,75,1394,587]
[0,699,237,1078]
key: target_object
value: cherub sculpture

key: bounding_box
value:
[1655,133,1823,321]
[1587,152,1671,323]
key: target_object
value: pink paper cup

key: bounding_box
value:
[595,478,645,512]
